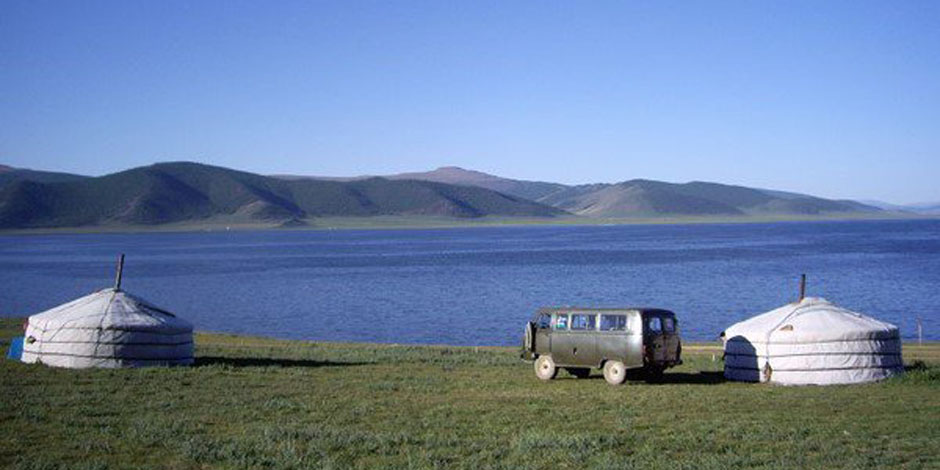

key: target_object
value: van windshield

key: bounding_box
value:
[647,316,662,333]
[535,313,551,329]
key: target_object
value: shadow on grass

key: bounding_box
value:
[196,356,368,369]
[555,374,605,381]
[645,371,726,385]
[556,370,726,385]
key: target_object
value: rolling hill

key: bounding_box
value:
[384,167,567,201]
[0,165,89,189]
[540,179,882,217]
[862,199,940,215]
[282,166,883,218]
[909,203,940,215]
[0,162,564,229]
[274,166,567,201]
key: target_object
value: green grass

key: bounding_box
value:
[1,318,938,470]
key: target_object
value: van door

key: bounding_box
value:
[568,312,598,366]
[550,313,574,364]
[661,315,680,364]
[552,312,597,366]
[596,312,629,364]
[644,314,666,364]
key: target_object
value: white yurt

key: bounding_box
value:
[723,297,903,385]
[21,256,194,369]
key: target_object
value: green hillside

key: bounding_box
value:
[0,162,564,229]
[302,166,885,218]
[547,181,745,217]
[0,166,89,189]
[0,162,894,229]
[386,166,569,201]
[537,179,883,218]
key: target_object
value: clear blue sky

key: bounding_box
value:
[2,1,938,204]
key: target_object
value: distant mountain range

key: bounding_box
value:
[909,203,940,215]
[0,163,562,229]
[280,166,883,218]
[859,199,940,215]
[0,162,920,230]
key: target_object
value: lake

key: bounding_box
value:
[1,219,938,346]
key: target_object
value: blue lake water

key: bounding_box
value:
[1,219,938,346]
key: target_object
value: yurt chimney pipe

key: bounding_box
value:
[799,274,806,302]
[114,254,125,291]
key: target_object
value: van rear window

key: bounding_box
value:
[570,314,596,330]
[647,317,662,333]
[663,317,676,333]
[600,314,627,331]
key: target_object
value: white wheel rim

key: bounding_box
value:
[537,357,553,378]
[606,362,624,383]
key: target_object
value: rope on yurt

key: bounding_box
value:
[38,288,111,362]
[762,286,817,382]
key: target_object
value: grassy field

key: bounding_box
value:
[1,318,937,470]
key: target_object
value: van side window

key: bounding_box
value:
[663,317,676,333]
[554,314,568,330]
[600,314,626,331]
[648,317,662,333]
[570,314,596,331]
[536,313,551,329]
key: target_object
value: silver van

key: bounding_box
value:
[522,308,682,385]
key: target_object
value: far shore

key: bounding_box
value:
[0,212,934,236]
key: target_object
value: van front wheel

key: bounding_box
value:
[534,355,557,381]
[603,360,627,385]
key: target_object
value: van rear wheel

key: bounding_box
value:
[603,360,627,385]
[534,355,557,381]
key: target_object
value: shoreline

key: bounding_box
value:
[0,212,934,236]
[195,333,940,350]
[4,321,937,349]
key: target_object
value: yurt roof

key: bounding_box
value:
[725,297,898,343]
[28,288,192,334]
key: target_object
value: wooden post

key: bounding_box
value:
[799,274,806,302]
[917,317,923,345]
[114,254,125,291]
